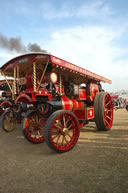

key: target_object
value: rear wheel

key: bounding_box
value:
[44,110,80,153]
[23,110,47,144]
[1,108,16,132]
[94,92,113,131]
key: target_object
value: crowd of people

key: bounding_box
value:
[112,96,128,110]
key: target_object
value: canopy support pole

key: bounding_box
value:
[37,60,49,92]
[59,72,62,96]
[17,66,19,94]
[1,72,13,94]
[13,67,16,96]
[33,62,37,92]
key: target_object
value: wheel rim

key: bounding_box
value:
[50,113,79,151]
[3,112,16,131]
[25,112,46,143]
[104,94,113,128]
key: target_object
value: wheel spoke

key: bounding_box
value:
[65,118,70,125]
[63,116,66,127]
[104,96,108,103]
[105,101,111,107]
[107,109,112,112]
[67,133,72,139]
[64,136,69,144]
[104,118,110,126]
[68,123,73,130]
[58,119,62,128]
[61,135,65,146]
[54,123,62,130]
[106,115,111,120]
[52,134,59,140]
[56,134,61,144]
[37,131,41,137]
[3,112,16,132]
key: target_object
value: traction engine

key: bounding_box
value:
[0,53,113,153]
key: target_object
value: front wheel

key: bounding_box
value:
[23,110,47,144]
[44,110,80,153]
[1,108,16,132]
[94,92,113,131]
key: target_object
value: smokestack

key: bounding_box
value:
[0,33,47,53]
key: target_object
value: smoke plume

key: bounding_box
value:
[0,33,47,53]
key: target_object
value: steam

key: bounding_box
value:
[0,33,47,53]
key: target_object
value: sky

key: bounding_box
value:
[0,0,128,92]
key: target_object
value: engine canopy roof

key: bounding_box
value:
[0,52,112,85]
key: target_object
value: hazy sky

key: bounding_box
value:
[0,0,128,92]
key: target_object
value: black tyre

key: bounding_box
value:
[44,110,80,153]
[94,92,113,131]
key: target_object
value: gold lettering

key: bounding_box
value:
[53,57,61,64]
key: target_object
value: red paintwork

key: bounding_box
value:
[79,89,86,100]
[73,107,94,120]
[0,79,13,86]
[111,95,119,101]
[25,72,33,88]
[1,54,48,72]
[86,107,94,120]
[61,96,70,110]
[73,108,86,120]
[19,77,26,85]
[87,80,99,102]
[0,100,12,107]
[55,85,64,95]
[61,95,84,111]
[0,53,112,84]
[51,55,112,84]
[15,93,32,103]
[104,93,113,129]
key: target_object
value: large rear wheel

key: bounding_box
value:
[94,92,113,131]
[23,110,46,144]
[44,110,80,153]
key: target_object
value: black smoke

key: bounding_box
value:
[0,33,47,53]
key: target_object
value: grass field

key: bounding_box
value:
[0,109,128,193]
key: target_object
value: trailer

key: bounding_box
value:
[0,53,113,153]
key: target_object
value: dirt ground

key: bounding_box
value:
[0,109,128,193]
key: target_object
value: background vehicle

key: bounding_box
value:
[0,79,13,115]
[111,94,126,110]
[0,52,113,152]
